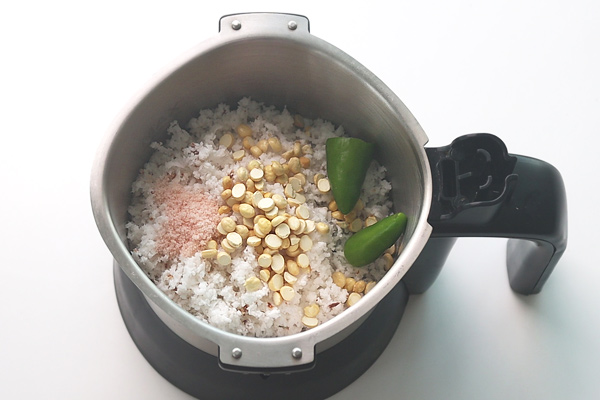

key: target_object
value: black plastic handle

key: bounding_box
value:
[404,134,567,295]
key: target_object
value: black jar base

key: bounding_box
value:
[113,262,408,400]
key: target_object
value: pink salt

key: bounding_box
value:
[153,179,221,258]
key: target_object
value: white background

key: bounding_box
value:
[1,1,598,399]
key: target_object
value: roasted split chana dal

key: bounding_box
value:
[126,98,396,337]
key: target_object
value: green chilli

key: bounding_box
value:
[326,137,375,214]
[344,212,407,267]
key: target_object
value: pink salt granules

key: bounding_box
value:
[153,179,220,259]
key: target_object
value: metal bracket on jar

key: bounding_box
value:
[403,133,568,295]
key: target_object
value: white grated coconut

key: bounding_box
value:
[126,98,394,337]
